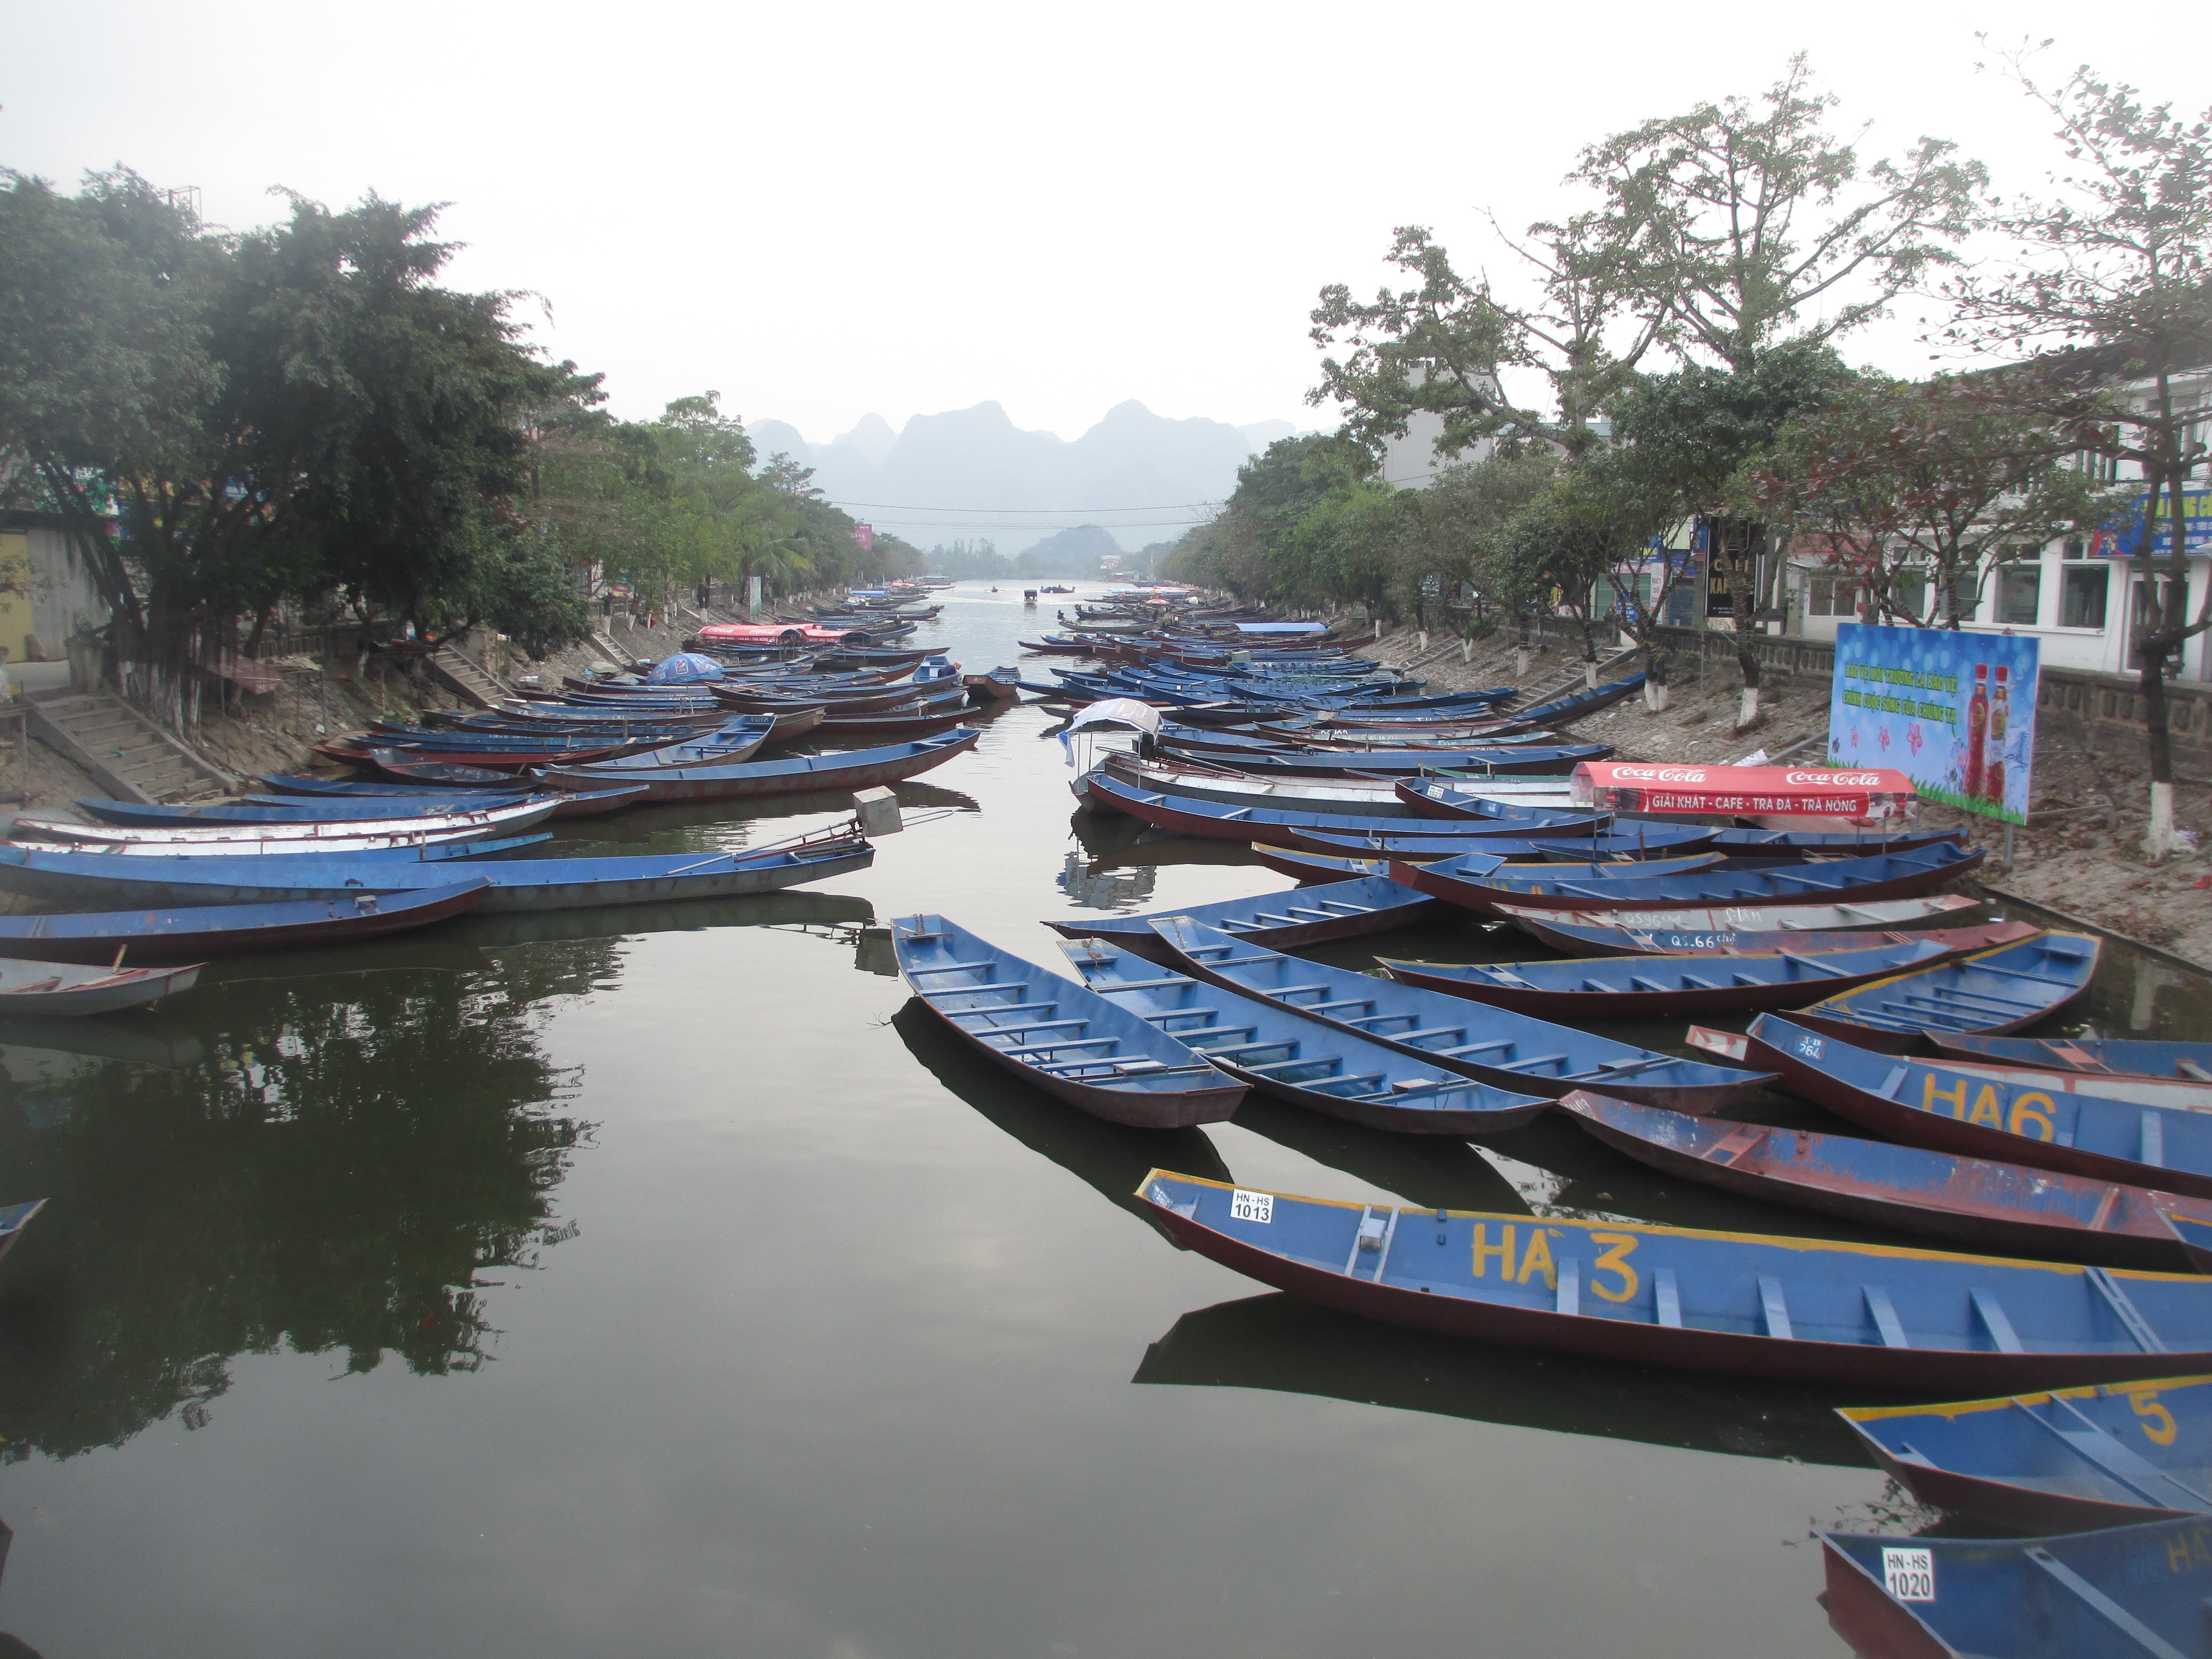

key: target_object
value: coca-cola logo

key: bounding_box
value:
[1607,766,1709,783]
[1790,770,1886,787]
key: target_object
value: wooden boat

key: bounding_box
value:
[366,749,606,781]
[0,826,876,914]
[1042,874,1442,960]
[0,1196,45,1267]
[1707,826,1968,859]
[1821,1516,2212,1659]
[890,914,1244,1130]
[1086,770,1601,848]
[1492,892,1988,948]
[237,782,642,819]
[964,667,1022,704]
[1704,1014,2212,1201]
[1107,757,1582,818]
[0,956,201,1013]
[1784,931,2103,1051]
[1376,935,1975,1019]
[16,796,557,848]
[1508,915,2031,959]
[1391,842,1987,915]
[1281,822,1717,860]
[1137,1170,2212,1387]
[0,882,493,963]
[544,729,980,803]
[80,793,543,826]
[5,812,554,856]
[1148,916,1773,1111]
[1931,1034,2212,1082]
[1562,1091,2212,1272]
[547,720,778,772]
[1157,742,1611,778]
[1249,845,1397,883]
[1839,1379,2212,1531]
[812,706,974,738]
[1061,937,1549,1132]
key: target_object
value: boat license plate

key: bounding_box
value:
[1882,1547,1935,1601]
[1229,1189,1274,1224]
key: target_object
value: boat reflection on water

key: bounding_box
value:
[1231,1095,1533,1216]
[0,952,600,1465]
[1136,1292,1874,1469]
[450,890,874,951]
[0,1015,207,1073]
[1067,808,1266,875]
[1056,851,1158,913]
[891,998,1230,1240]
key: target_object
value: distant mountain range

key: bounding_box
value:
[747,401,1300,560]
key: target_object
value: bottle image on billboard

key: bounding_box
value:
[1986,665,2010,806]
[1964,663,1989,801]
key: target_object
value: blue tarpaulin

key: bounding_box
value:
[645,653,726,685]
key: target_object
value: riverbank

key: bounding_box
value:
[1361,626,2212,970]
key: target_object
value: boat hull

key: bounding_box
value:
[0,883,492,962]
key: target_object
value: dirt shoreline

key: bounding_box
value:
[1358,625,2212,971]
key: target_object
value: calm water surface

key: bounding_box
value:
[2,583,2206,1657]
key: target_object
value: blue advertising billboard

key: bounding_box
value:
[1826,623,2039,825]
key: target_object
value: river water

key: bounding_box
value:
[1,582,2206,1658]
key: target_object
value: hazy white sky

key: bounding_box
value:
[6,0,2204,445]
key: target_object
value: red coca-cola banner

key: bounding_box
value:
[1571,762,1917,819]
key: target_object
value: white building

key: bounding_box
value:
[1376,364,1503,489]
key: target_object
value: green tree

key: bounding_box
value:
[1938,46,2212,855]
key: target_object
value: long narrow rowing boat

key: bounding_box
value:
[1704,1014,2212,1201]
[545,729,979,802]
[891,915,1245,1130]
[1784,930,2103,1051]
[1393,842,1986,915]
[1136,1170,2212,1388]
[1561,1091,2212,1272]
[1506,915,2030,959]
[1042,874,1443,960]
[1375,935,1976,1019]
[1931,1034,2212,1081]
[0,829,875,913]
[1821,1517,2212,1659]
[1149,916,1773,1111]
[1061,938,1547,1133]
[1491,893,1989,948]
[1839,1380,2212,1530]
[0,882,493,962]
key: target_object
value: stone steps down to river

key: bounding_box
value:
[25,689,238,805]
[427,643,511,710]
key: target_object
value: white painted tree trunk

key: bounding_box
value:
[1739,686,1761,726]
[1461,640,1473,664]
[2144,780,2179,861]
[1584,663,1599,690]
[1417,631,1429,651]
[1513,648,1530,678]
[1644,681,1671,712]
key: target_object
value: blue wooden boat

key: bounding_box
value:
[1712,1014,2212,1202]
[1505,914,2030,958]
[1393,841,1988,914]
[1280,823,1719,860]
[0,881,493,962]
[891,915,1244,1130]
[1932,1035,2212,1082]
[1562,1091,2212,1273]
[78,794,555,827]
[1822,1515,2212,1658]
[1060,937,1549,1133]
[1087,769,1606,848]
[0,1197,45,1267]
[1492,893,1990,947]
[546,717,778,771]
[545,729,980,803]
[1043,874,1445,960]
[1137,1170,2212,1388]
[1377,935,1975,1018]
[1162,742,1611,778]
[1708,826,1968,858]
[1505,672,1647,727]
[1148,916,1773,1111]
[0,826,874,913]
[1786,931,2104,1052]
[1250,846,1397,883]
[1839,1378,2212,1531]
